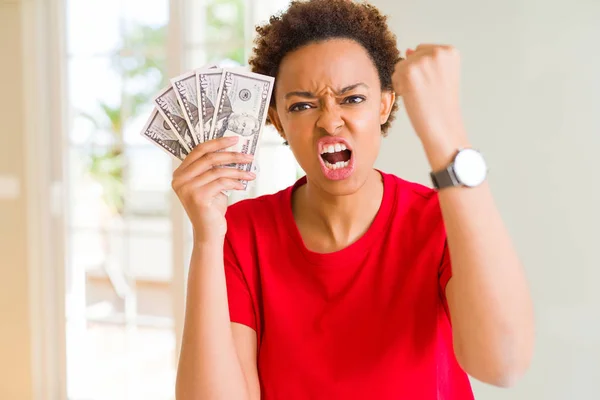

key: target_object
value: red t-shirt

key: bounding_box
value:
[224,170,473,399]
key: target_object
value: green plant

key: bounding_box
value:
[80,24,167,215]
[205,0,245,64]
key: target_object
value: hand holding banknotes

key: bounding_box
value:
[140,65,274,238]
[171,136,256,243]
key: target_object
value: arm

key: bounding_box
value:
[393,44,534,387]
[175,241,261,400]
[171,136,261,399]
[426,135,535,388]
[232,322,261,400]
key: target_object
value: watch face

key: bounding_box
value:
[454,149,487,187]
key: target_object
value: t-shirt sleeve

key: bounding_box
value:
[439,239,453,318]
[223,235,257,331]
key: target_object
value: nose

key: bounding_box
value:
[316,101,344,135]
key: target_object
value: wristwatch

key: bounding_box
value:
[430,148,488,190]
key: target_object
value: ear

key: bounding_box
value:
[379,89,396,125]
[268,106,287,142]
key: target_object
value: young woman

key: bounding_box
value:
[173,1,534,399]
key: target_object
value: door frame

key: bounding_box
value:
[22,0,68,398]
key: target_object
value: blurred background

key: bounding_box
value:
[0,0,598,399]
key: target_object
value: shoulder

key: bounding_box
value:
[381,171,445,235]
[224,185,292,260]
[383,171,440,210]
[225,184,291,234]
[226,193,273,227]
[382,171,448,247]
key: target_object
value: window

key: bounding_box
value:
[63,0,296,399]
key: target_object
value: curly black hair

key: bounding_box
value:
[249,0,401,135]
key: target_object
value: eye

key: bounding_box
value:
[342,95,366,105]
[289,103,313,112]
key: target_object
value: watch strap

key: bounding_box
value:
[430,165,459,189]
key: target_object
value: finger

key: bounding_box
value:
[393,61,410,96]
[196,176,248,201]
[403,47,423,59]
[178,151,254,179]
[181,166,256,192]
[177,136,240,171]
[412,44,453,57]
[414,44,440,52]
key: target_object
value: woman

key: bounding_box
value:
[174,1,534,399]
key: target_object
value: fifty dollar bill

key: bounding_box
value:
[140,108,189,160]
[209,69,274,187]
[171,71,203,146]
[197,68,224,143]
[154,86,196,150]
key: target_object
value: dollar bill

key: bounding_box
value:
[140,108,189,160]
[210,69,274,187]
[196,68,224,143]
[171,71,202,145]
[154,86,195,151]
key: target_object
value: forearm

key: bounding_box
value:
[424,135,534,386]
[439,182,534,385]
[176,240,250,400]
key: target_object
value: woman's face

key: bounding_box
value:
[269,38,395,196]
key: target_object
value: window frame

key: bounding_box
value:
[24,0,295,398]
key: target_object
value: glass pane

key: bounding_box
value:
[253,142,300,196]
[122,0,169,27]
[65,0,174,399]
[67,146,126,229]
[184,0,245,65]
[67,146,172,229]
[66,0,122,56]
[128,231,173,281]
[125,146,173,216]
[68,56,122,146]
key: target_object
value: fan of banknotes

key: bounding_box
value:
[140,65,275,189]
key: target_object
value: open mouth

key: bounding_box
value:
[320,143,352,170]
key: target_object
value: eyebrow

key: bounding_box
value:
[284,83,369,100]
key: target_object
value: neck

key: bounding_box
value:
[293,169,384,252]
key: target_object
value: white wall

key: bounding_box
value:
[373,0,600,398]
